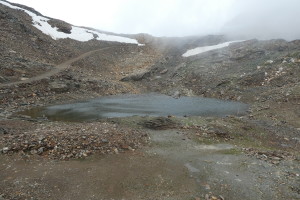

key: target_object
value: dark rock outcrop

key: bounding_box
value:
[48,19,72,34]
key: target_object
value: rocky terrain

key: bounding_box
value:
[0,1,299,200]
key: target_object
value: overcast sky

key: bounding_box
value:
[8,0,300,40]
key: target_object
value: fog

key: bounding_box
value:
[222,0,300,41]
[8,0,300,40]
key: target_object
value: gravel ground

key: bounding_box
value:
[0,120,148,160]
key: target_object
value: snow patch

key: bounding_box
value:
[182,40,244,57]
[0,1,141,44]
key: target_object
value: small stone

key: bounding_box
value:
[265,60,273,64]
[2,147,9,154]
[128,146,135,151]
[38,136,45,141]
[37,147,44,154]
[82,152,88,157]
[113,148,119,154]
[30,149,38,154]
[0,128,8,135]
[205,194,210,200]
[204,184,211,190]
[272,156,281,161]
[101,139,109,143]
[160,69,168,74]
[172,91,181,99]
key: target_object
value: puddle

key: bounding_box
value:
[20,93,249,122]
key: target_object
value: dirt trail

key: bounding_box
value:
[0,47,114,88]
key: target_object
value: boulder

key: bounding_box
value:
[121,69,151,81]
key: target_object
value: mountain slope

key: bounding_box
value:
[0,0,144,84]
[0,1,300,200]
[0,1,140,44]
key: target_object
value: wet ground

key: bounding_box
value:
[146,129,300,199]
[0,151,196,200]
[1,117,299,200]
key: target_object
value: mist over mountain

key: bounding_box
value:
[221,0,300,41]
[7,0,300,41]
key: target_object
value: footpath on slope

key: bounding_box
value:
[0,47,114,88]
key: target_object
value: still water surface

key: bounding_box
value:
[21,94,249,122]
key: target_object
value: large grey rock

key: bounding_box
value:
[141,117,178,130]
[121,69,151,81]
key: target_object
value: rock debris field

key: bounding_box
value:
[0,120,148,160]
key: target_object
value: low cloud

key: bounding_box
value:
[8,0,300,40]
[221,0,300,40]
